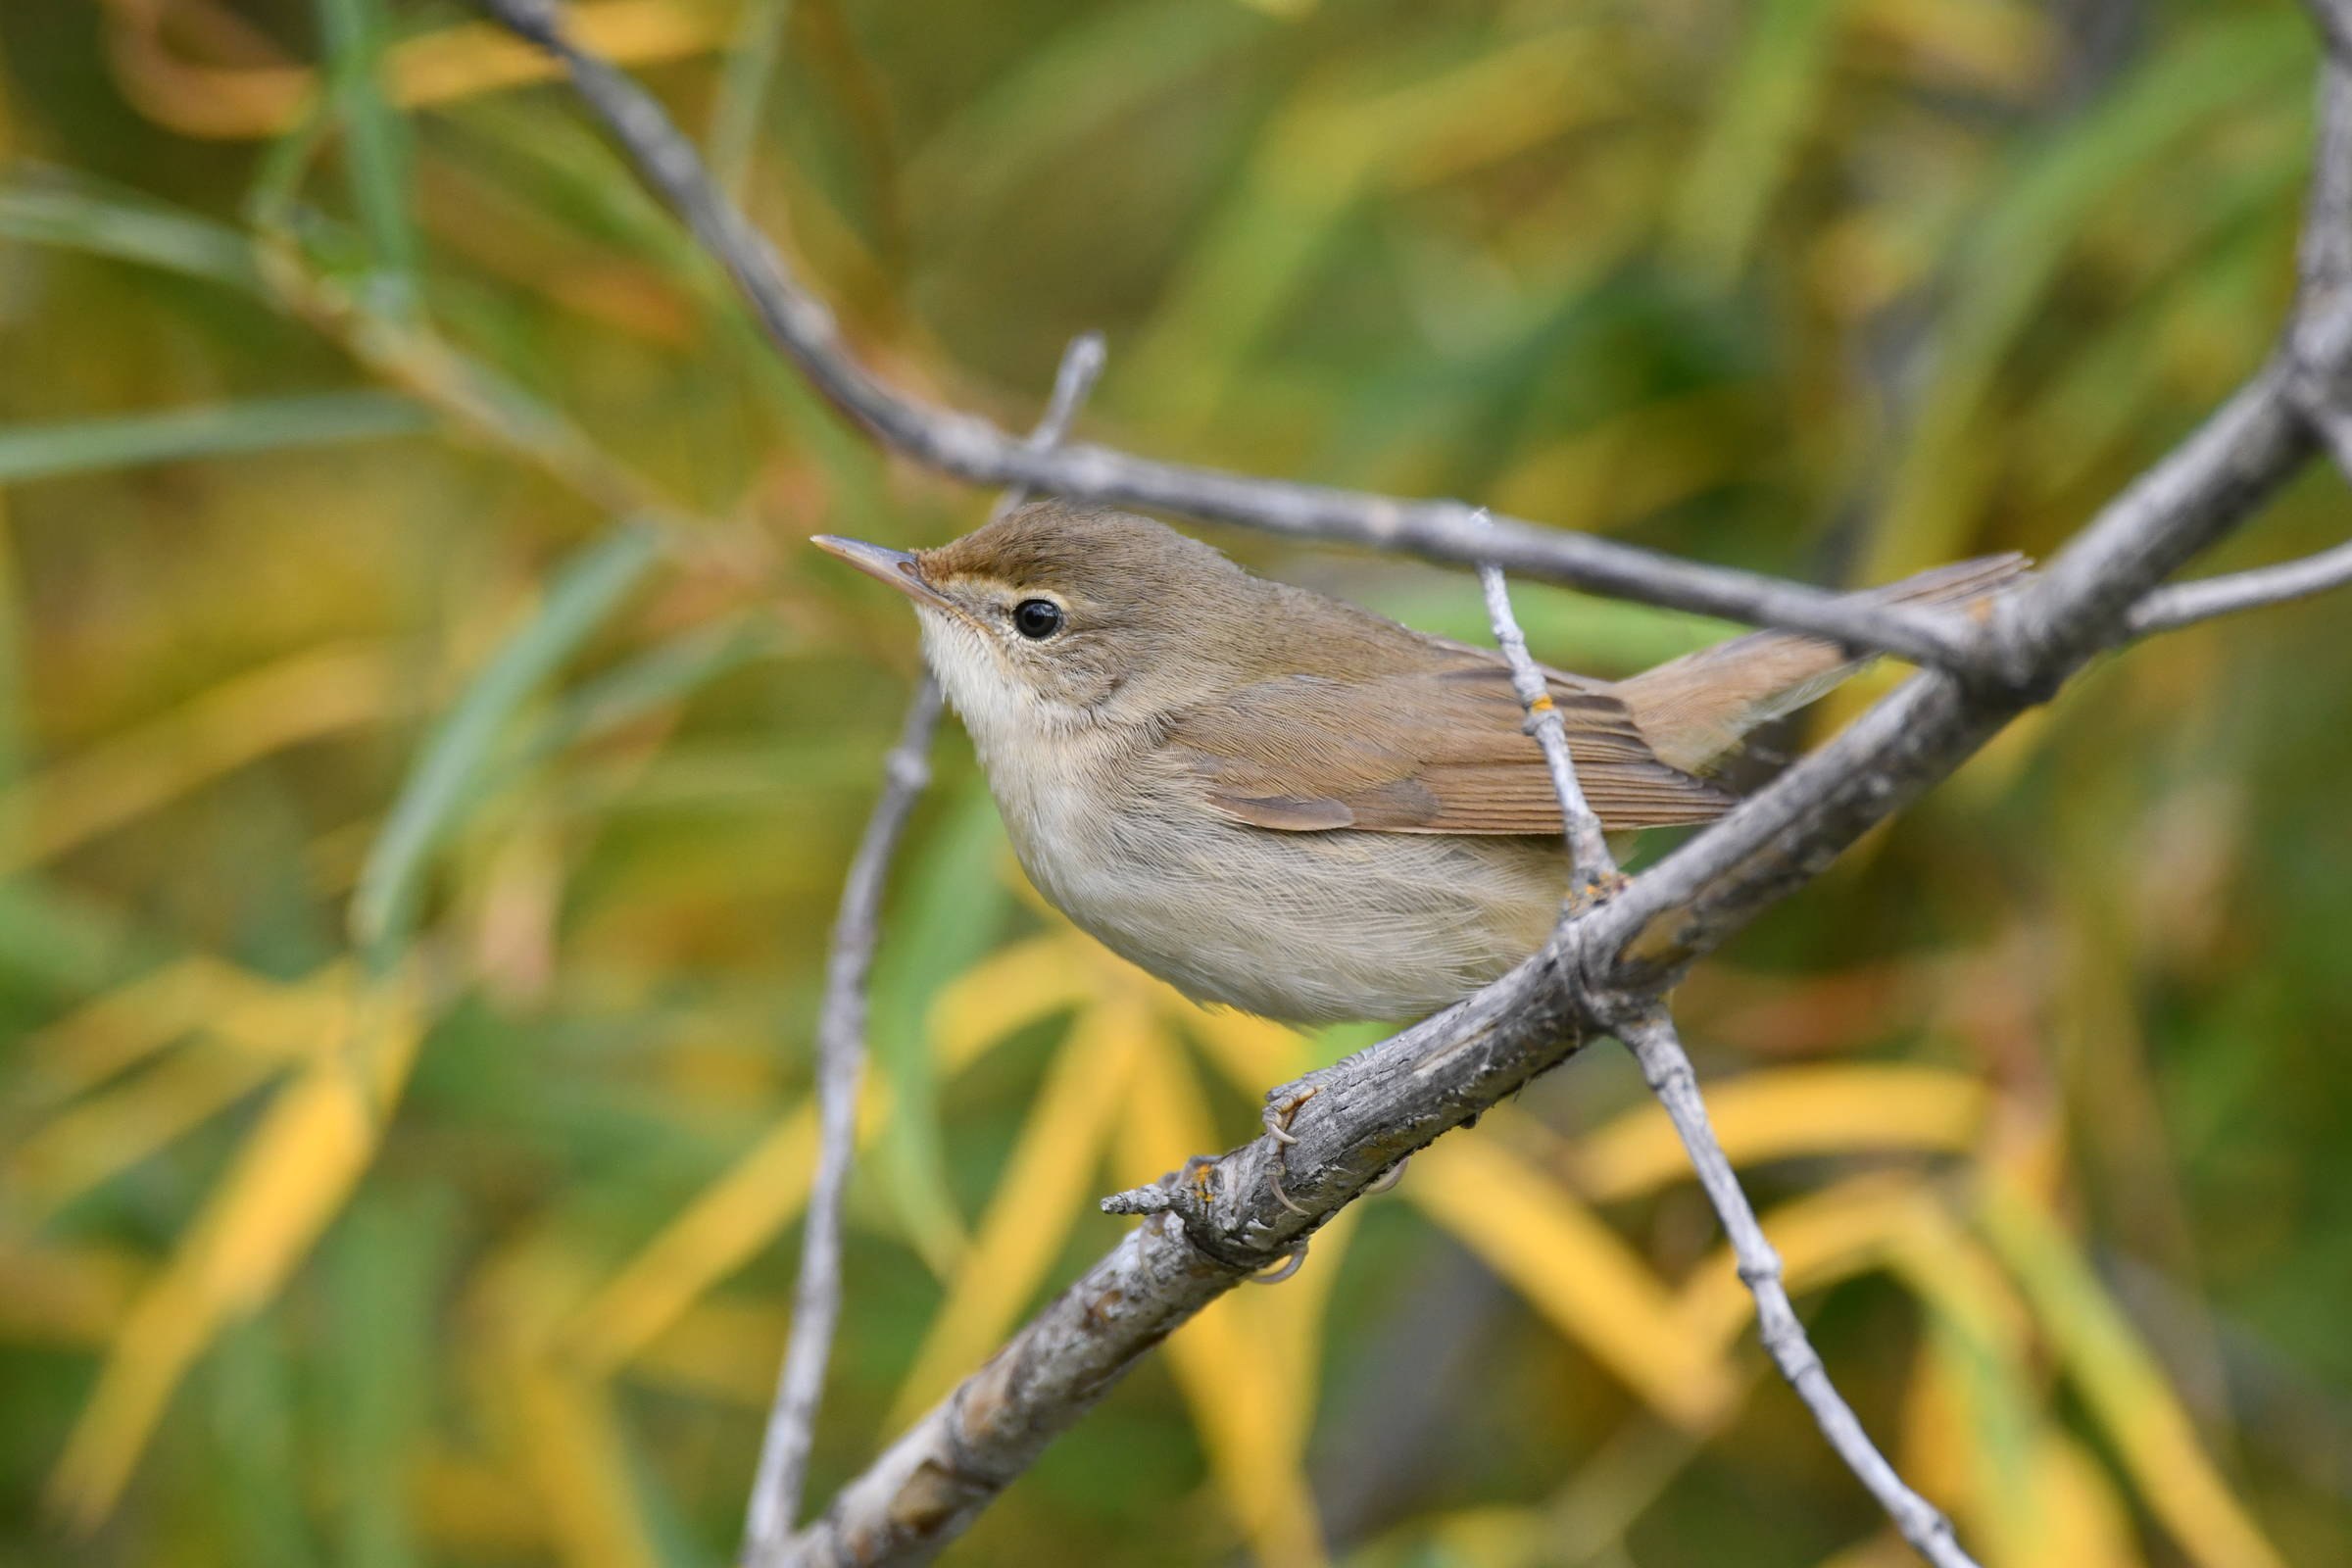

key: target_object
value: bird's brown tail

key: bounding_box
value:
[1612,553,2031,777]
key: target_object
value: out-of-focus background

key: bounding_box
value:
[2,0,2348,1564]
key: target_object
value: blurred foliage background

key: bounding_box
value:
[1,0,2349,1564]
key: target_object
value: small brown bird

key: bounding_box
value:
[816,504,2019,1025]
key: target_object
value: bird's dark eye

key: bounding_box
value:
[1011,599,1064,640]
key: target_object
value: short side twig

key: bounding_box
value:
[1616,1009,1977,1568]
[1475,544,1618,897]
[741,331,1105,1553]
[1477,566,1975,1568]
[2130,536,2352,633]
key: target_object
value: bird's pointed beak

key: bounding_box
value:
[810,535,956,611]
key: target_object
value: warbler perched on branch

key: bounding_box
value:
[816,504,2021,1025]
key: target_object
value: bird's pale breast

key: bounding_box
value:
[988,727,1566,1024]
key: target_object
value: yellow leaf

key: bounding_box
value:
[1120,1033,1333,1568]
[887,999,1148,1429]
[563,941,1060,1372]
[1979,1180,2286,1568]
[619,1296,788,1407]
[0,1239,147,1347]
[10,1042,282,1221]
[925,929,1096,1063]
[102,0,735,142]
[1182,1004,1314,1089]
[0,642,401,877]
[564,1105,823,1374]
[18,955,268,1111]
[13,959,357,1218]
[1903,1324,2145,1568]
[46,974,422,1527]
[1569,1064,1990,1202]
[500,1354,662,1568]
[1405,1137,1738,1430]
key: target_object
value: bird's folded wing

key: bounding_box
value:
[1168,664,1733,834]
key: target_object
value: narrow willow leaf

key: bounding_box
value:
[0,176,263,294]
[0,643,402,880]
[1670,0,1848,282]
[1979,1181,2286,1568]
[1867,9,2308,578]
[1406,1137,1738,1430]
[707,0,795,198]
[351,522,662,966]
[47,980,423,1527]
[886,999,1147,1428]
[318,0,419,315]
[0,394,431,485]
[1569,1064,1991,1202]
[865,783,1017,1275]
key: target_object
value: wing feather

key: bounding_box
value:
[1170,661,1732,835]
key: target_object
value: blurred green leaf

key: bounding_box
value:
[0,175,263,294]
[707,0,796,199]
[0,394,432,484]
[865,779,1015,1274]
[1869,8,2309,576]
[1669,0,1846,283]
[325,1191,451,1568]
[352,521,663,965]
[318,0,420,317]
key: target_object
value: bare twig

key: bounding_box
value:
[472,0,1985,671]
[742,331,1107,1553]
[1476,565,1975,1566]
[1615,1009,1975,1568]
[744,678,941,1548]
[2130,536,2352,633]
[990,331,1107,523]
[1474,547,1618,896]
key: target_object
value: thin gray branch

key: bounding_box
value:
[989,332,1106,523]
[2130,536,2352,632]
[472,0,1984,672]
[1477,565,1974,1566]
[745,678,940,1548]
[742,331,1106,1553]
[1475,548,1618,894]
[2290,43,2352,480]
[1614,1009,1975,1568]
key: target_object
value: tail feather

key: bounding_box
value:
[1611,553,2030,777]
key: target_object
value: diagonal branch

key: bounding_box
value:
[1615,1008,1973,1567]
[473,0,1984,671]
[741,331,1107,1552]
[1476,564,1975,1567]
